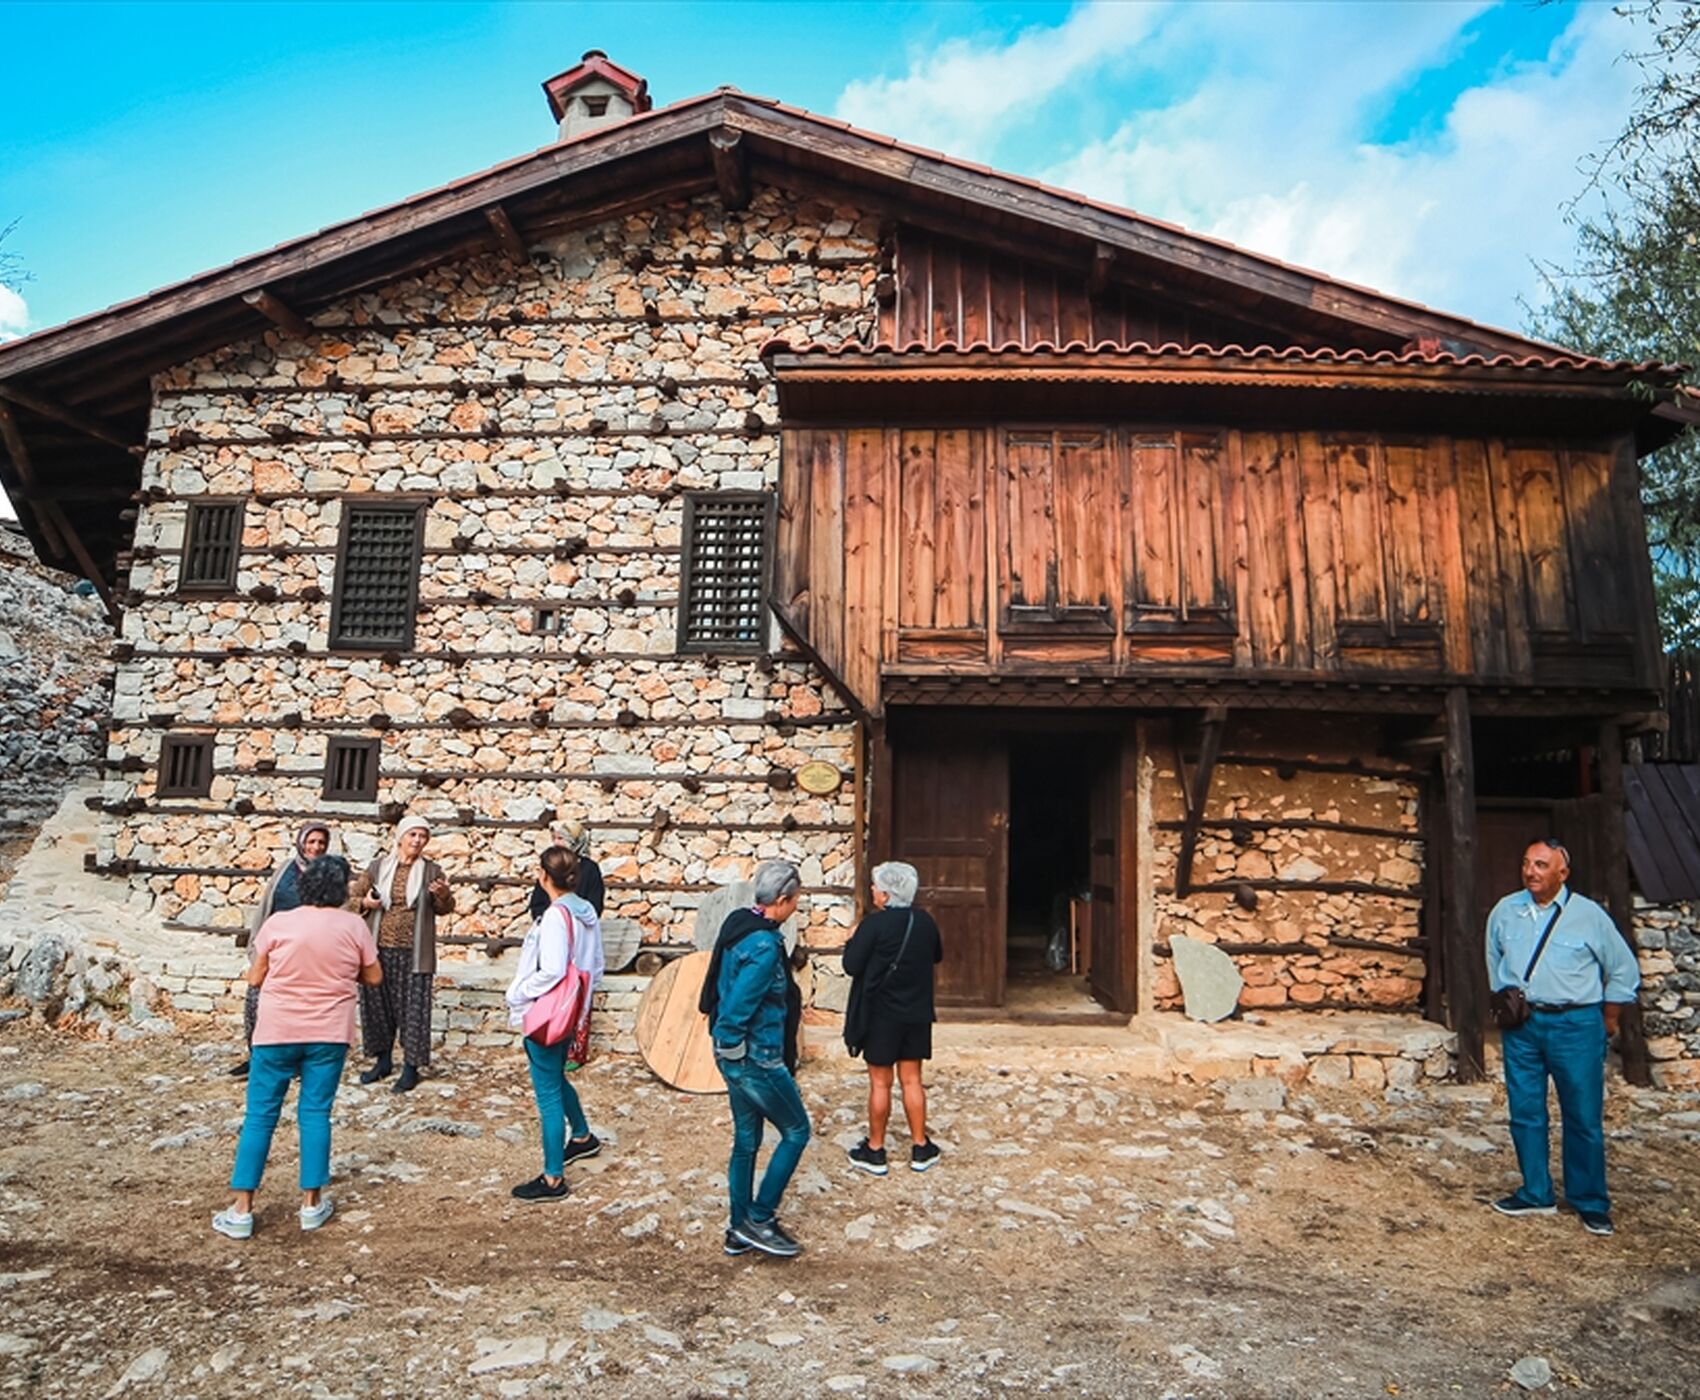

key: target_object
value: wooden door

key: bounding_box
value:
[1474,803,1554,934]
[1087,734,1138,1013]
[892,739,1008,1006]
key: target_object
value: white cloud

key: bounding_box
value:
[0,284,28,343]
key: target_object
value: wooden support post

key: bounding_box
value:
[1421,769,1447,1025]
[241,288,313,339]
[1596,721,1652,1085]
[1174,705,1227,898]
[1442,686,1486,1082]
[0,383,143,457]
[709,127,751,211]
[484,204,529,263]
[1087,242,1116,296]
[868,720,893,868]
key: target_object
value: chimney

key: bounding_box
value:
[542,50,653,140]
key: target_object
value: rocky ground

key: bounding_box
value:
[1,1023,1698,1399]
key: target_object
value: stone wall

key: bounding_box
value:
[104,187,874,964]
[1637,897,1700,1089]
[1147,716,1427,1014]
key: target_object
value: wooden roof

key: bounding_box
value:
[1625,763,1700,903]
[0,86,1689,600]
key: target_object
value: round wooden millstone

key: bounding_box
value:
[599,915,643,975]
[634,950,723,1094]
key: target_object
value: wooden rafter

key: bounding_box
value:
[709,127,750,211]
[1173,704,1228,897]
[0,402,114,616]
[242,288,313,339]
[484,204,529,263]
[0,383,142,457]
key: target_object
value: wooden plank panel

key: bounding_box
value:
[1296,431,1341,663]
[1428,437,1473,675]
[775,427,811,621]
[806,429,846,676]
[1452,438,1505,675]
[1383,438,1432,626]
[843,428,885,708]
[1239,430,1293,666]
[988,255,1022,346]
[1505,444,1575,634]
[933,427,985,629]
[1561,446,1629,640]
[1484,439,1533,675]
[1128,435,1179,612]
[1058,278,1092,345]
[1055,430,1114,611]
[960,247,990,346]
[898,429,938,629]
[1179,432,1230,614]
[930,239,960,347]
[1328,436,1386,622]
[1001,430,1055,613]
[1277,430,1313,670]
[896,227,928,346]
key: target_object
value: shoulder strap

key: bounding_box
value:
[872,911,917,991]
[1521,898,1566,984]
[552,897,577,967]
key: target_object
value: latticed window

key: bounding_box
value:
[678,492,772,653]
[330,503,424,650]
[157,734,213,798]
[323,736,380,802]
[180,501,242,591]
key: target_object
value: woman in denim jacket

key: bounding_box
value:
[701,859,811,1258]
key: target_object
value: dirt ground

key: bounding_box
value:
[1,1021,1698,1400]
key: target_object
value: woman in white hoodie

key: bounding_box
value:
[505,844,605,1201]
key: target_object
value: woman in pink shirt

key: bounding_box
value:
[213,854,381,1240]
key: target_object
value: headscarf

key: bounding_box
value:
[555,820,592,856]
[374,815,431,911]
[292,821,332,872]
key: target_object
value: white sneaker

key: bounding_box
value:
[212,1208,253,1240]
[300,1198,335,1232]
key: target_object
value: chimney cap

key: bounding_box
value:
[541,51,652,124]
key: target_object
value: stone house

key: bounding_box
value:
[0,54,1693,1075]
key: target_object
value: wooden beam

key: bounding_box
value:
[484,204,529,263]
[1174,705,1228,898]
[0,402,115,617]
[709,127,751,211]
[1087,242,1116,296]
[1595,721,1652,1085]
[241,288,313,339]
[1421,770,1447,1025]
[1442,686,1486,1081]
[0,383,142,456]
[769,598,873,724]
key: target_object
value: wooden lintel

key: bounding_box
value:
[1442,686,1486,1081]
[1087,243,1116,296]
[1174,704,1228,898]
[484,204,529,263]
[709,127,751,212]
[770,598,872,724]
[242,288,313,339]
[0,382,143,457]
[1595,721,1652,1085]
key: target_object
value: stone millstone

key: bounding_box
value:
[691,881,798,953]
[1170,934,1244,1022]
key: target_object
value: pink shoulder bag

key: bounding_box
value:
[522,902,593,1056]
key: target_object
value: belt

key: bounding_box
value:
[1529,1002,1601,1015]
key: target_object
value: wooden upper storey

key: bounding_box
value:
[775,411,1663,717]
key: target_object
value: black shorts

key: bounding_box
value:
[863,1019,932,1067]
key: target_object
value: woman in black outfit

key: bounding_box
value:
[842,861,944,1175]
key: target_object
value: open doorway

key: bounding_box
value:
[1006,734,1111,1017]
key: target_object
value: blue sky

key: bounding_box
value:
[0,1,1639,343]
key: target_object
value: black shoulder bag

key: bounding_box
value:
[1489,899,1565,1031]
[843,911,916,1059]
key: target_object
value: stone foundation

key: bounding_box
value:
[1637,896,1700,1089]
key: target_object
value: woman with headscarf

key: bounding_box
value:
[348,814,454,1094]
[526,820,605,921]
[231,821,332,1079]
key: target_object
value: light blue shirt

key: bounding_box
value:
[1485,886,1640,1006]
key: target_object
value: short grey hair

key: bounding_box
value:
[871,861,919,908]
[753,859,802,908]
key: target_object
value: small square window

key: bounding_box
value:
[534,605,566,636]
[157,734,213,798]
[180,501,243,592]
[582,95,610,117]
[323,737,380,803]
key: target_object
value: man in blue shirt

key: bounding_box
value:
[1485,839,1640,1236]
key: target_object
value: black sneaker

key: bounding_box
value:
[359,1058,393,1085]
[848,1139,888,1176]
[511,1174,569,1202]
[731,1217,802,1258]
[391,1064,420,1094]
[911,1140,942,1173]
[1579,1211,1615,1237]
[1491,1193,1556,1217]
[723,1229,752,1256]
[228,1059,250,1079]
[561,1133,602,1166]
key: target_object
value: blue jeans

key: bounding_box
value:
[524,1037,591,1177]
[1502,1006,1610,1215]
[719,1057,811,1227]
[230,1042,348,1193]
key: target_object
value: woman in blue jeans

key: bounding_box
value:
[505,845,606,1200]
[213,855,381,1239]
[702,859,811,1258]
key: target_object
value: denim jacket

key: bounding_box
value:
[711,924,788,1068]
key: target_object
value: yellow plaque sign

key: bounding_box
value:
[794,761,843,795]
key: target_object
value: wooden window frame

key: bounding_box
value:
[178,499,245,594]
[328,498,426,653]
[157,733,214,798]
[676,491,775,656]
[322,736,381,803]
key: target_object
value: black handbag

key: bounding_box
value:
[1490,900,1565,1031]
[844,911,915,1058]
